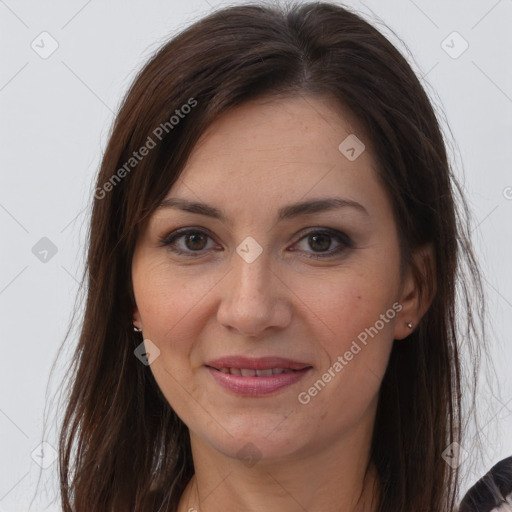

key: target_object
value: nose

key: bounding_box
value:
[216,250,292,338]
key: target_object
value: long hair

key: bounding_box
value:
[57,2,486,511]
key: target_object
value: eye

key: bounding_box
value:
[291,228,352,258]
[160,227,352,259]
[160,228,219,256]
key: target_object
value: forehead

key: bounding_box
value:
[165,95,386,219]
[187,94,369,168]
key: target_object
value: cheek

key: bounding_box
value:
[286,265,398,342]
[132,260,225,409]
[284,264,399,407]
[132,257,219,344]
[296,280,396,430]
[132,261,210,411]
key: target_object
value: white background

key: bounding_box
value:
[0,0,511,510]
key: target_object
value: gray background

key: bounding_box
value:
[1,0,511,510]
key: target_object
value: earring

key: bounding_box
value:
[407,321,413,329]
[133,325,142,333]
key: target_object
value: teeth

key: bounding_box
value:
[217,367,296,376]
[255,369,273,376]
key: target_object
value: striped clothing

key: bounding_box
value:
[458,457,512,512]
[489,493,512,511]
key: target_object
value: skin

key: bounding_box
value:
[132,95,433,512]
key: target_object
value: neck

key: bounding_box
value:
[177,405,380,512]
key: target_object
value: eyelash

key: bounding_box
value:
[159,227,353,259]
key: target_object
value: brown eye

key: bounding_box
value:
[161,228,218,256]
[185,232,208,251]
[308,233,332,252]
[292,228,353,258]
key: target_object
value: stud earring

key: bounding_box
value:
[133,325,142,333]
[407,321,413,329]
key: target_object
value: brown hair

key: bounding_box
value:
[56,2,486,511]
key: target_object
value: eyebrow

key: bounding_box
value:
[156,197,368,222]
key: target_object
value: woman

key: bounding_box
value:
[57,2,509,511]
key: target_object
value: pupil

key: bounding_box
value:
[186,233,206,250]
[309,234,330,252]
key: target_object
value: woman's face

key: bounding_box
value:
[132,95,417,464]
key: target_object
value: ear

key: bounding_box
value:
[393,243,436,340]
[133,306,142,331]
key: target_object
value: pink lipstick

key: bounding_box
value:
[205,356,312,396]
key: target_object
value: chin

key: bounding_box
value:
[191,417,315,465]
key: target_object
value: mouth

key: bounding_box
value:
[204,356,313,396]
[208,367,301,376]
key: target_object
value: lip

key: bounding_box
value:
[205,356,311,371]
[205,356,313,397]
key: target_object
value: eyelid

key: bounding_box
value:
[159,226,215,246]
[293,226,352,246]
[160,226,353,258]
[289,227,353,257]
[159,226,220,255]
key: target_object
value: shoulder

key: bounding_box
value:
[458,456,512,512]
